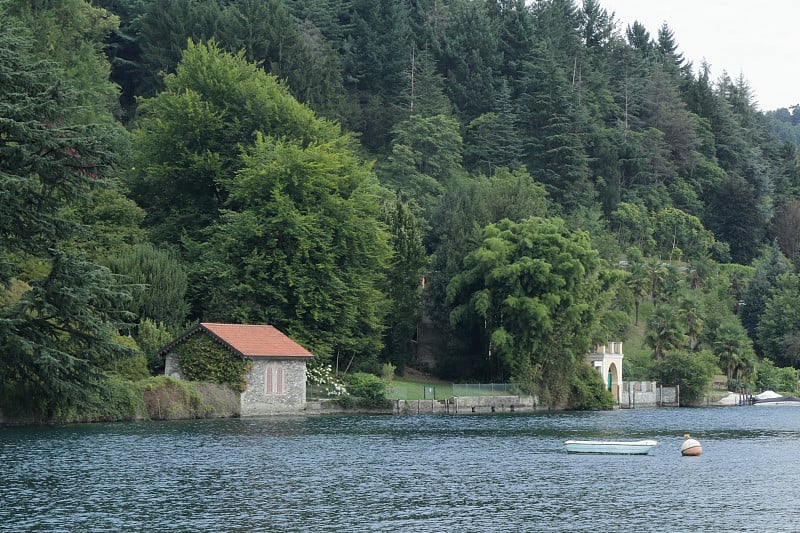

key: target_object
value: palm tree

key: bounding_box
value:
[678,291,704,350]
[713,320,753,384]
[626,258,650,326]
[644,303,687,359]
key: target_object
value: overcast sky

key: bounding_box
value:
[599,0,798,111]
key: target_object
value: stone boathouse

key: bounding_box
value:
[161,323,314,416]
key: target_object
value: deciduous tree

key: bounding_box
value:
[447,216,617,404]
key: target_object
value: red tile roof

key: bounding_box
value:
[160,323,313,359]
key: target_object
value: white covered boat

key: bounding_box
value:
[564,439,658,455]
[752,390,800,406]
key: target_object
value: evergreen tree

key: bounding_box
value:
[382,197,428,372]
[216,0,344,116]
[339,0,413,151]
[427,0,501,120]
[517,41,594,214]
[0,18,134,417]
[706,177,767,264]
[7,0,123,125]
[397,46,453,119]
[740,241,792,351]
[758,272,800,367]
[770,200,800,268]
[103,243,189,329]
[463,81,524,174]
[380,113,464,217]
[95,0,152,121]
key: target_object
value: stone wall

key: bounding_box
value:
[394,395,538,414]
[240,358,307,416]
[620,381,679,408]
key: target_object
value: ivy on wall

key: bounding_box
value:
[175,335,252,392]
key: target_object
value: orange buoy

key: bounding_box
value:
[680,433,702,456]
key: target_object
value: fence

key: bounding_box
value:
[452,383,525,396]
[386,383,525,400]
[310,382,526,401]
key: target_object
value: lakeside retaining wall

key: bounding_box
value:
[394,395,538,414]
[620,381,679,408]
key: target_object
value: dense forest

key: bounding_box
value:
[3,0,800,418]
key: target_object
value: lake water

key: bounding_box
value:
[2,406,800,532]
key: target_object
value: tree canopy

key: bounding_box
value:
[5,0,800,417]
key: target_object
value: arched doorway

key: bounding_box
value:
[607,362,620,402]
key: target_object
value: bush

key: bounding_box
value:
[104,335,151,381]
[380,362,396,384]
[136,319,180,375]
[652,350,717,406]
[755,359,797,394]
[569,364,615,410]
[137,376,239,419]
[344,372,390,408]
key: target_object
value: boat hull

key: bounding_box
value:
[564,439,658,455]
[753,399,800,406]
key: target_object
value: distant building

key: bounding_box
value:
[586,342,624,403]
[160,323,313,415]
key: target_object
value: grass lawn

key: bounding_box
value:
[386,372,522,400]
[386,368,452,400]
[386,378,450,400]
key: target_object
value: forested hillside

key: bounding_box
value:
[3,0,800,417]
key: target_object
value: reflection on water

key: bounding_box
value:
[3,407,800,532]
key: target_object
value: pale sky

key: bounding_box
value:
[599,0,799,110]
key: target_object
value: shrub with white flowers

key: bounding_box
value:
[307,363,347,397]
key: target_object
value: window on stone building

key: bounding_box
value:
[265,364,284,395]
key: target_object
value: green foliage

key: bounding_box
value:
[381,197,428,371]
[381,362,396,384]
[706,177,768,265]
[755,359,798,394]
[175,335,251,392]
[740,241,792,350]
[568,364,615,410]
[48,375,150,423]
[344,372,388,406]
[382,114,465,214]
[137,375,240,420]
[712,318,756,384]
[132,42,390,369]
[758,272,800,367]
[104,335,150,381]
[8,0,800,417]
[103,243,189,328]
[447,216,619,405]
[652,350,718,406]
[6,0,123,124]
[135,319,181,375]
[644,304,688,359]
[129,38,339,245]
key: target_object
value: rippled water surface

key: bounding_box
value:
[3,407,800,532]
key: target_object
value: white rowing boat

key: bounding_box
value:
[564,439,658,455]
